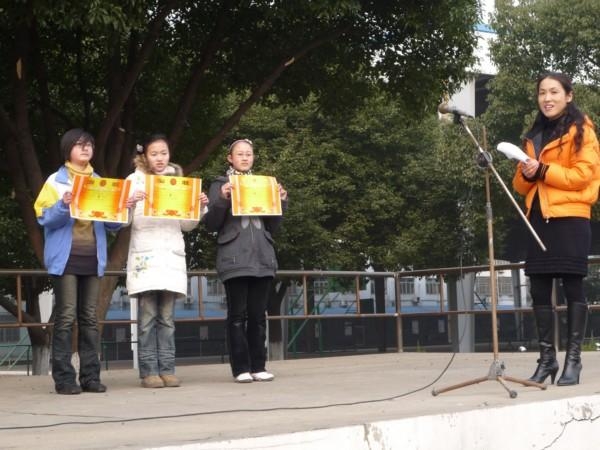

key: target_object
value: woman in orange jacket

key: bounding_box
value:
[513,72,600,386]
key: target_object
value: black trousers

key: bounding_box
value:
[224,276,272,377]
[529,274,586,307]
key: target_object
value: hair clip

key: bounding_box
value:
[136,144,144,154]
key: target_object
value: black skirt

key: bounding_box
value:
[525,208,591,276]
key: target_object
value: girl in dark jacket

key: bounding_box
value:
[204,139,288,383]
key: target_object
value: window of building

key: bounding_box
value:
[498,276,513,297]
[425,278,440,295]
[438,319,446,334]
[475,276,491,297]
[475,275,513,298]
[400,277,415,295]
[314,278,328,295]
[206,278,225,296]
[411,319,419,335]
[0,327,21,342]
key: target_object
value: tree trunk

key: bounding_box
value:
[267,279,289,361]
[28,326,51,375]
[374,276,387,352]
[31,344,50,375]
[97,228,131,336]
[269,341,285,361]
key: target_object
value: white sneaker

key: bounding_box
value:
[234,372,253,383]
[251,371,274,382]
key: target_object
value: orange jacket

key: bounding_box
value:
[512,117,600,219]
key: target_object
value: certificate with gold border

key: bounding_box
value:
[143,175,202,220]
[70,175,131,223]
[230,175,282,216]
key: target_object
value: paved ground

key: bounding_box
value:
[1,351,599,449]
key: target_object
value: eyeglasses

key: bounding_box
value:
[74,141,94,149]
[228,139,253,153]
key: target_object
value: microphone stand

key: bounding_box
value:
[431,114,547,398]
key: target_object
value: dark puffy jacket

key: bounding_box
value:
[203,175,287,282]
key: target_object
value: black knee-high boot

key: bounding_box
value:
[529,305,559,384]
[557,302,588,386]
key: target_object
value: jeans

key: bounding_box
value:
[137,290,176,378]
[224,277,272,377]
[51,274,101,388]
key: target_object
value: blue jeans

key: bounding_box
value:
[224,277,272,377]
[51,275,101,388]
[137,290,176,378]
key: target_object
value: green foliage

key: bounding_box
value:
[188,90,497,272]
[0,185,39,297]
[0,196,37,269]
[0,1,481,281]
[487,0,600,146]
[0,0,481,208]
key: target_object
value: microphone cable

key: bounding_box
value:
[0,352,458,431]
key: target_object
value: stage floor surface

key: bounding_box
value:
[1,351,600,449]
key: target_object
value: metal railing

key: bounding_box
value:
[2,260,600,357]
[0,341,32,374]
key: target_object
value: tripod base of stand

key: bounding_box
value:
[431,359,547,399]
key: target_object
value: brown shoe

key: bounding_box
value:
[160,374,181,387]
[141,375,164,388]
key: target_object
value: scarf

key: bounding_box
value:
[65,160,94,180]
[226,166,252,176]
[64,161,95,255]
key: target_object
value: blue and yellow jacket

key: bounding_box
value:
[33,165,121,276]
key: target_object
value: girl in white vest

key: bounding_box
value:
[126,134,208,388]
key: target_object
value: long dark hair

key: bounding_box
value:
[528,72,586,152]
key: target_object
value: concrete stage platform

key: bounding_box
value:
[1,352,600,449]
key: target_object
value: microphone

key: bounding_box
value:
[438,103,473,118]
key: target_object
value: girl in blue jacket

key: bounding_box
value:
[34,128,123,395]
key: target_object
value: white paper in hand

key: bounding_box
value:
[497,142,529,162]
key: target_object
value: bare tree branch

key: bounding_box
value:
[4,137,45,263]
[0,105,18,138]
[184,25,351,174]
[94,0,180,166]
[169,0,235,151]
[75,27,92,130]
[98,227,132,333]
[0,295,39,325]
[13,22,45,193]
[104,34,141,177]
[0,294,50,344]
[30,19,61,170]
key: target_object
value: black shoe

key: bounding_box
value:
[82,382,107,393]
[56,384,82,395]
